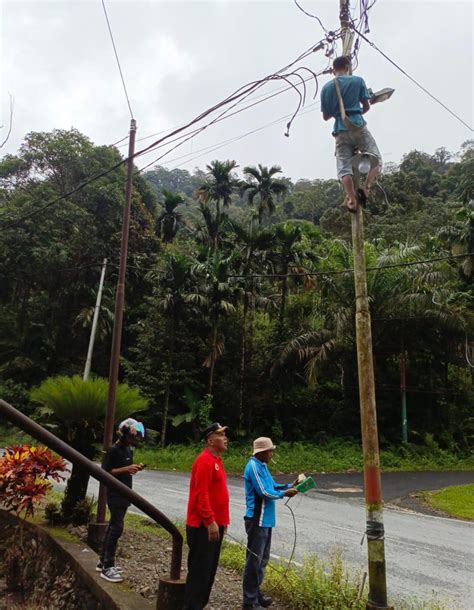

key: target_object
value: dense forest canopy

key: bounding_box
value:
[0,129,472,449]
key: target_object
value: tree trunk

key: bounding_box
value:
[208,323,218,394]
[278,274,288,340]
[238,296,248,430]
[61,436,95,517]
[161,316,175,447]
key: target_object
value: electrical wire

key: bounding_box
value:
[227,252,474,280]
[0,34,334,229]
[132,33,337,161]
[122,75,327,150]
[101,0,134,119]
[136,90,324,175]
[351,24,473,132]
[131,69,326,170]
[293,0,329,33]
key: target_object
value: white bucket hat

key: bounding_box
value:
[253,437,276,455]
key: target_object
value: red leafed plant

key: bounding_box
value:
[0,445,67,517]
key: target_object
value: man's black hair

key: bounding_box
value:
[333,56,351,71]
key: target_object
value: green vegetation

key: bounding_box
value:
[29,375,148,516]
[122,509,450,610]
[421,484,474,520]
[0,129,473,461]
[31,488,451,609]
[133,440,474,474]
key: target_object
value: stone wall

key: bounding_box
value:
[0,510,153,610]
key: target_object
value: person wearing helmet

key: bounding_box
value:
[98,418,145,583]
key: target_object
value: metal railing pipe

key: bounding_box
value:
[0,399,183,580]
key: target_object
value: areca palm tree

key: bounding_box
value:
[156,188,185,244]
[230,217,275,429]
[149,253,193,445]
[268,221,307,339]
[195,160,239,250]
[241,164,289,225]
[190,253,238,394]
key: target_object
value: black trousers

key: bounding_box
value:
[184,524,224,610]
[100,504,128,568]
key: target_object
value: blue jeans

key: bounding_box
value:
[242,519,272,606]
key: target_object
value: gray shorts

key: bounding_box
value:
[335,127,382,179]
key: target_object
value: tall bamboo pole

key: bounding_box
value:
[338,2,392,607]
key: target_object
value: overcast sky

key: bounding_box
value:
[1,0,472,181]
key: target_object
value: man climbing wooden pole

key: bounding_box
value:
[320,2,393,609]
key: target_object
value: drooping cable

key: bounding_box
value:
[0,32,336,229]
[294,0,329,33]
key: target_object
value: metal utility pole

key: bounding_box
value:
[83,258,108,381]
[338,2,392,608]
[96,118,137,524]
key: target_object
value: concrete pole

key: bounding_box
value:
[83,258,108,381]
[338,1,392,608]
[96,118,137,524]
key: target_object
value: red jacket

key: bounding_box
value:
[186,448,230,527]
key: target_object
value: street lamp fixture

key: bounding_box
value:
[369,87,395,105]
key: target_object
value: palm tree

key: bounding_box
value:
[275,242,468,440]
[150,253,192,446]
[268,221,306,339]
[31,375,147,517]
[229,217,275,429]
[156,188,185,244]
[241,164,289,225]
[195,160,239,250]
[190,253,237,394]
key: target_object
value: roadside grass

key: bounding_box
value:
[1,425,472,474]
[13,488,451,610]
[420,484,474,520]
[133,440,473,474]
[0,426,35,446]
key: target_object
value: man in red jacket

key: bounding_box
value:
[184,422,230,610]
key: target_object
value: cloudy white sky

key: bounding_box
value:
[1,0,472,181]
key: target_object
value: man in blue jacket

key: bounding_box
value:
[242,437,298,609]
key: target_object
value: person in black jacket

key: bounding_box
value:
[97,418,145,583]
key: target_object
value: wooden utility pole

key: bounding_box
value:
[96,118,137,524]
[338,2,392,608]
[83,258,108,381]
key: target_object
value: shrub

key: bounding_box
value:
[44,502,63,525]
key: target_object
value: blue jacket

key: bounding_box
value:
[243,456,291,527]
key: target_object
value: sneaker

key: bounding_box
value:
[100,566,124,583]
[96,562,123,573]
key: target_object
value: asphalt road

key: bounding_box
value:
[77,470,474,609]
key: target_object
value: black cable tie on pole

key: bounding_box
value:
[366,520,385,540]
